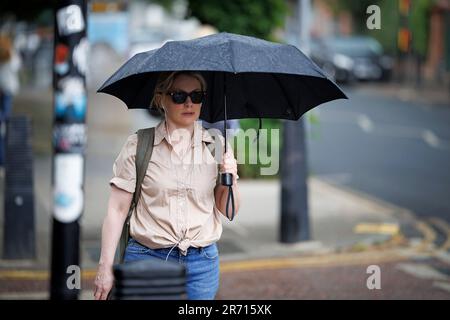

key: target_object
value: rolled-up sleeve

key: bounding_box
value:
[109,134,137,193]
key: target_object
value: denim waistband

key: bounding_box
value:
[130,238,208,255]
[160,245,203,255]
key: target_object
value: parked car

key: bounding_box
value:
[310,36,394,83]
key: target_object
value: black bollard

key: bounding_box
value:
[3,115,36,259]
[280,118,310,243]
[112,258,187,300]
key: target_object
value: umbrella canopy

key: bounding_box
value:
[98,32,347,123]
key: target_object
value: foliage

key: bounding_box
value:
[0,1,57,22]
[323,0,382,34]
[235,118,283,179]
[185,0,287,41]
[410,0,434,58]
[323,0,436,58]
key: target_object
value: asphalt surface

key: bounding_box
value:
[307,85,450,224]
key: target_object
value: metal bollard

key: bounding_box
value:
[2,115,36,259]
[111,258,187,300]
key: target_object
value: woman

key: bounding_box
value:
[94,71,241,300]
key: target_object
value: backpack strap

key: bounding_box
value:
[133,127,155,206]
[124,127,155,228]
[118,127,155,264]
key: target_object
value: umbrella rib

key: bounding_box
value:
[299,75,342,112]
[270,73,297,118]
[227,41,237,73]
[130,72,156,108]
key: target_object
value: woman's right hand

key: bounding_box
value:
[94,263,115,300]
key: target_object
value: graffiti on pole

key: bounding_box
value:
[53,153,84,223]
[53,123,87,153]
[55,44,70,75]
[73,37,89,76]
[55,77,87,123]
[56,4,85,36]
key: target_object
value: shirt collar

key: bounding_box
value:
[154,119,215,146]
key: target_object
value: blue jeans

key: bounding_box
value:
[123,238,220,300]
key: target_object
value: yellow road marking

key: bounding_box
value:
[416,220,437,252]
[220,250,405,273]
[0,270,96,281]
[353,223,400,235]
[428,217,450,251]
[0,270,49,280]
[0,250,406,280]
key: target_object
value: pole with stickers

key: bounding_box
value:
[50,0,88,300]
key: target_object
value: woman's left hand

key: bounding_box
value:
[219,150,239,183]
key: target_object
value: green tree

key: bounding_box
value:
[0,0,57,22]
[410,0,434,58]
[322,0,401,55]
[368,0,400,56]
[186,0,287,41]
[323,0,382,34]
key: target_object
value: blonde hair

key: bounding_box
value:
[150,71,207,116]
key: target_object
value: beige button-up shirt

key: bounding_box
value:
[110,119,231,255]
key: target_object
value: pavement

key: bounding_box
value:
[355,82,450,108]
[0,87,449,300]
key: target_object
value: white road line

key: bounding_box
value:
[395,263,449,281]
[318,111,450,150]
[428,217,450,251]
[435,251,450,265]
[373,124,423,139]
[422,130,440,148]
[432,281,450,294]
[357,114,374,132]
[317,173,352,184]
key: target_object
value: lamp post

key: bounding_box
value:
[50,0,88,300]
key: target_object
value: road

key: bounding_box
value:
[307,85,450,228]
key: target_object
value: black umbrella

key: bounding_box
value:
[98,32,348,220]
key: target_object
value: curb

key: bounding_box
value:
[311,177,436,254]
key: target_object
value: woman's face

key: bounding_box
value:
[163,74,203,127]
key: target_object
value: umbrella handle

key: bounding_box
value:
[220,173,235,221]
[220,172,233,186]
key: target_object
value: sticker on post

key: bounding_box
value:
[53,123,87,153]
[54,43,70,75]
[57,4,85,36]
[73,38,88,75]
[55,77,86,122]
[53,154,84,223]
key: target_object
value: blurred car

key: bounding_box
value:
[310,36,394,83]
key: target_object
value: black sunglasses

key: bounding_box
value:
[167,90,206,104]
